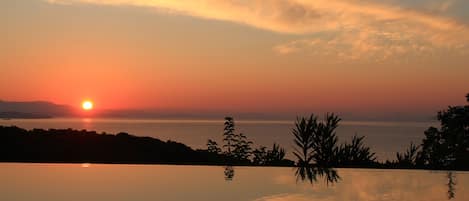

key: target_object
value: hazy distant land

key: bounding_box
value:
[0,100,434,121]
[0,100,72,119]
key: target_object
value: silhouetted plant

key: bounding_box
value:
[295,164,317,183]
[319,167,340,185]
[207,139,221,154]
[252,146,268,165]
[267,143,286,163]
[292,113,376,168]
[252,143,287,165]
[419,93,469,169]
[312,113,341,166]
[292,115,317,166]
[224,166,235,181]
[337,135,376,166]
[295,165,340,185]
[232,133,253,161]
[395,142,419,168]
[447,172,456,199]
[223,117,236,156]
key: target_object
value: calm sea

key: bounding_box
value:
[0,118,438,161]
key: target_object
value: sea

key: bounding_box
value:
[0,118,438,161]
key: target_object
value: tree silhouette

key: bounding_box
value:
[223,117,236,156]
[419,93,469,169]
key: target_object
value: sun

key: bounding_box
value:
[82,100,93,111]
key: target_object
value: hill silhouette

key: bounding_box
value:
[0,126,223,165]
[0,100,73,118]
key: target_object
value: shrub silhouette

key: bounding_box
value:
[292,115,317,166]
[232,133,253,162]
[312,113,340,166]
[395,142,420,168]
[337,135,376,167]
[292,113,376,168]
[252,143,291,166]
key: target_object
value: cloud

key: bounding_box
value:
[46,0,469,61]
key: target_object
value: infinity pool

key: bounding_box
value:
[1,163,467,201]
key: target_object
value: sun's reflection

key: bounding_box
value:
[81,163,91,168]
[81,118,93,130]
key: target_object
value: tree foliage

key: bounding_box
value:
[418,94,469,169]
[223,117,236,155]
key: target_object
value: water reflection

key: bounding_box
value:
[221,165,340,185]
[295,165,340,185]
[1,164,468,201]
[447,172,456,199]
[224,166,235,181]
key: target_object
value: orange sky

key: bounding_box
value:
[1,0,468,119]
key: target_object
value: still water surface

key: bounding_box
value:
[0,163,467,201]
[0,118,437,161]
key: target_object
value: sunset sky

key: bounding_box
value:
[2,0,468,119]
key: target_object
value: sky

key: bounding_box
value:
[1,0,468,120]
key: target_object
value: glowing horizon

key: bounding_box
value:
[1,0,468,119]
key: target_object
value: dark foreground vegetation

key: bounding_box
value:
[289,93,469,171]
[0,126,228,165]
[0,125,293,166]
[1,93,468,171]
[388,93,469,170]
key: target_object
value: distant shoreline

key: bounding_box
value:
[0,112,52,119]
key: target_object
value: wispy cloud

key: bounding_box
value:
[46,0,469,61]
